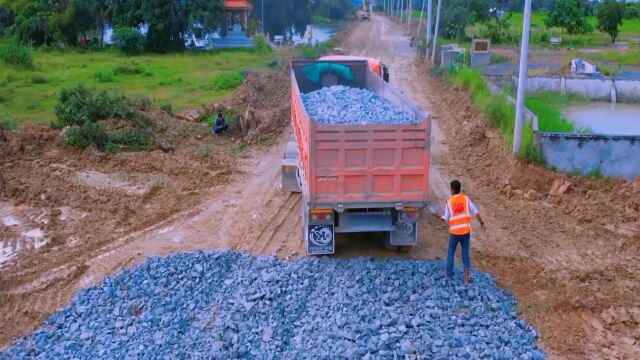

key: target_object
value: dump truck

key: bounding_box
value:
[282,59,431,255]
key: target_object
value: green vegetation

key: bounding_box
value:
[112,27,145,55]
[53,85,151,152]
[444,67,542,164]
[211,72,245,91]
[524,92,585,133]
[596,0,626,43]
[0,49,270,125]
[578,49,640,66]
[545,0,592,36]
[0,114,18,130]
[299,40,334,60]
[0,42,32,67]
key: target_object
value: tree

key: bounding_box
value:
[262,0,310,40]
[111,0,224,52]
[597,0,625,44]
[545,0,592,35]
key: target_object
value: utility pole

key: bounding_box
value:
[400,0,404,24]
[430,0,441,63]
[426,0,432,58]
[417,0,426,42]
[513,0,532,154]
[261,0,264,33]
[408,0,412,33]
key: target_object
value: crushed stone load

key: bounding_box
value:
[2,252,545,359]
[302,85,416,125]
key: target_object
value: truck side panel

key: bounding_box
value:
[291,75,311,196]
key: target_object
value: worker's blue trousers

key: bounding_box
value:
[446,233,471,279]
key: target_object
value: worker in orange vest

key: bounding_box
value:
[436,180,486,284]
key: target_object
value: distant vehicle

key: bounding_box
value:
[283,59,431,255]
[359,0,371,21]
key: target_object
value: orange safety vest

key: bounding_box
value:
[447,193,472,235]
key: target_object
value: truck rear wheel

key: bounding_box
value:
[398,245,413,253]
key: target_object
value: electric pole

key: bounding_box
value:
[426,0,432,58]
[513,0,532,154]
[417,0,426,41]
[431,0,441,63]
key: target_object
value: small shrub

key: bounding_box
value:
[0,43,33,67]
[94,70,114,83]
[131,95,153,110]
[63,122,109,149]
[53,86,130,127]
[113,65,145,76]
[0,115,18,131]
[112,27,145,55]
[0,93,7,103]
[212,72,244,91]
[253,35,273,55]
[31,75,48,84]
[160,103,173,114]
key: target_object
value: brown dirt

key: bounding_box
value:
[220,64,290,144]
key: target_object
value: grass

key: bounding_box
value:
[445,67,543,164]
[524,92,588,133]
[0,48,271,125]
[578,49,640,66]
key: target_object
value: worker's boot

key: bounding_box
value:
[463,268,471,285]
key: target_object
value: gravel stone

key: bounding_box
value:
[0,251,544,359]
[302,85,416,125]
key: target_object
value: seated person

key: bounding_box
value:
[214,113,228,135]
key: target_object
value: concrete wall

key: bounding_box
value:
[512,76,640,103]
[540,133,640,179]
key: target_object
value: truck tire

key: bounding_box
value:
[398,245,413,252]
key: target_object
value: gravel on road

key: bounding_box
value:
[1,251,545,359]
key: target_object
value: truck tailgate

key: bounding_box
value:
[311,121,430,204]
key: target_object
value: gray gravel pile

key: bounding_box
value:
[302,85,416,125]
[1,252,545,359]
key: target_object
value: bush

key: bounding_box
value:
[54,86,152,152]
[160,103,173,114]
[1,115,18,131]
[31,75,48,84]
[0,43,33,67]
[112,27,145,55]
[253,35,272,55]
[53,86,130,127]
[94,70,114,83]
[113,65,145,76]
[490,54,511,64]
[212,72,244,90]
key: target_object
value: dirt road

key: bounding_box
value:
[2,13,639,359]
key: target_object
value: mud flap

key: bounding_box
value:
[306,224,335,255]
[390,221,417,246]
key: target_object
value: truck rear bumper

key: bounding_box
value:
[335,211,395,233]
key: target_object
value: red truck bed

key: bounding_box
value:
[291,60,431,209]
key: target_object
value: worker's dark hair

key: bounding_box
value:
[217,112,223,117]
[450,180,462,195]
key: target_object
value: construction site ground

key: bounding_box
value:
[1,14,639,360]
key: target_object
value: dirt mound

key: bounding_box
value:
[221,65,291,143]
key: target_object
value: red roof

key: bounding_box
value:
[224,0,253,9]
